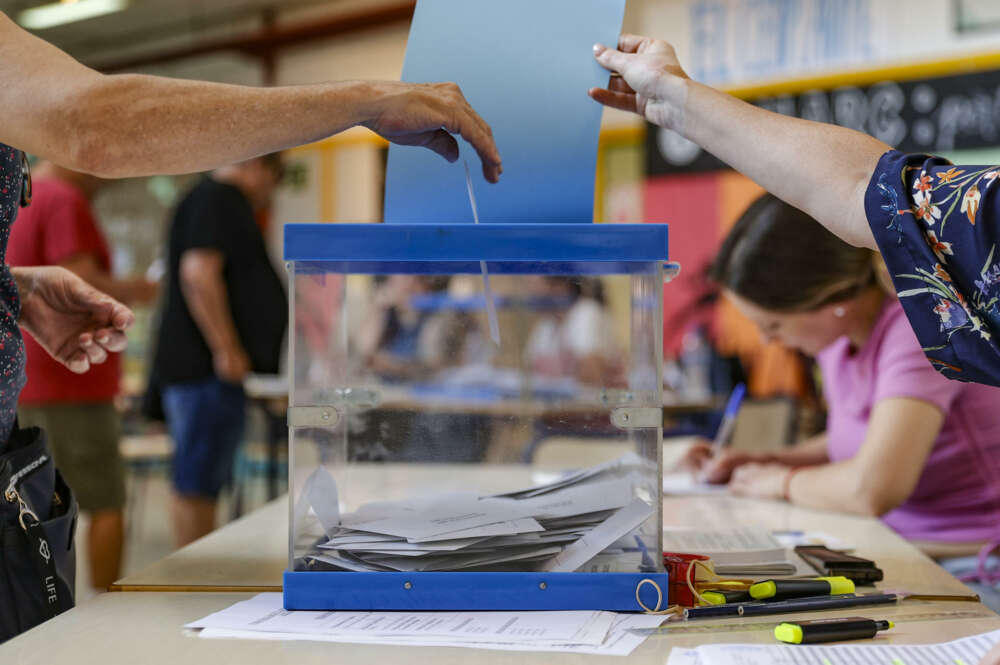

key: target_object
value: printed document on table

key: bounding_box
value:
[187,593,612,645]
[189,594,667,656]
[665,629,1000,665]
[661,526,796,576]
[660,526,785,562]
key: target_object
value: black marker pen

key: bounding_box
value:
[774,616,894,644]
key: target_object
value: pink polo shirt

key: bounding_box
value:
[816,299,1000,543]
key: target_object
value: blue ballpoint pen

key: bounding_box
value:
[711,382,747,453]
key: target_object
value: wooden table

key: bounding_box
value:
[110,498,286,592]
[6,464,997,663]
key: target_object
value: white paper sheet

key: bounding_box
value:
[662,472,728,496]
[661,527,784,561]
[517,476,636,520]
[348,497,530,541]
[542,499,654,572]
[188,593,611,645]
[408,517,544,542]
[189,594,665,656]
[665,629,1000,665]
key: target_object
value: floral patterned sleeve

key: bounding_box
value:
[865,150,1000,386]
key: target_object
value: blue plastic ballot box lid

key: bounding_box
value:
[284,571,671,612]
[283,223,670,274]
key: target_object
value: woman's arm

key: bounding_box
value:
[732,397,943,516]
[689,432,829,484]
[767,433,830,467]
[590,35,885,249]
[0,12,501,182]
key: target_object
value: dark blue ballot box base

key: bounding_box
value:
[283,571,670,612]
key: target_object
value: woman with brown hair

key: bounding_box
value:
[685,194,1000,609]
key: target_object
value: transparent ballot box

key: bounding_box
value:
[284,223,673,611]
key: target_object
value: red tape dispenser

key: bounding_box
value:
[663,552,755,607]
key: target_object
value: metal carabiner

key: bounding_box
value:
[4,485,40,531]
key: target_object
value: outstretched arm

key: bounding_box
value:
[590,35,885,249]
[0,12,501,182]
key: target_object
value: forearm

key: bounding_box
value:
[785,459,883,516]
[676,78,886,249]
[40,76,376,178]
[767,433,830,467]
[181,274,242,354]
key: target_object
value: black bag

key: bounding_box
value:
[0,426,77,642]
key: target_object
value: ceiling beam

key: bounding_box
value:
[93,1,415,73]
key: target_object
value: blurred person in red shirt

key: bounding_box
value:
[7,161,157,593]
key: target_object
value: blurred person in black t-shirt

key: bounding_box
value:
[150,154,287,546]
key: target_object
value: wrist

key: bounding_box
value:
[656,74,691,134]
[344,80,385,129]
[782,467,801,502]
[10,266,39,322]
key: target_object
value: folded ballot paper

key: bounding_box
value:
[186,593,668,655]
[296,452,658,574]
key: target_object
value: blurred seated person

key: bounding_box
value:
[524,276,621,387]
[357,275,464,382]
[683,194,1000,609]
[354,275,489,462]
[7,161,158,593]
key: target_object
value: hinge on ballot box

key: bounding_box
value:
[287,406,341,428]
[610,407,661,429]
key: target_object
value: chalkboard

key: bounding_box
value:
[648,67,1000,175]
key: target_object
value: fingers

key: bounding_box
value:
[94,328,129,353]
[702,454,743,485]
[588,87,638,114]
[617,33,647,53]
[592,43,631,74]
[415,128,460,163]
[441,90,502,183]
[608,76,636,93]
[80,334,108,366]
[65,350,90,375]
[109,301,135,331]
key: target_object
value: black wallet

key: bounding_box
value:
[794,545,884,584]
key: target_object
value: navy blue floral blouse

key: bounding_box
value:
[0,145,28,449]
[867,150,1000,386]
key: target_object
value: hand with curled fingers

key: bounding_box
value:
[362,81,502,183]
[728,462,793,501]
[680,439,764,485]
[589,34,691,131]
[14,266,134,375]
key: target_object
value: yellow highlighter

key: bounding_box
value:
[775,617,894,644]
[750,576,855,601]
[699,590,752,605]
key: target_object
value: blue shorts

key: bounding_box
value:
[163,378,246,499]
